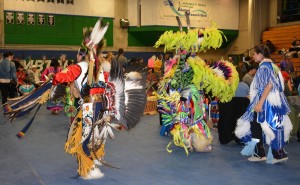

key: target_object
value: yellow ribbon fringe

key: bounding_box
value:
[38,89,51,104]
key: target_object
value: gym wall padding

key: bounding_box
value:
[4,12,114,46]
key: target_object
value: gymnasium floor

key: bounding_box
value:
[0,105,300,185]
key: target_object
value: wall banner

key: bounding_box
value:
[16,12,25,25]
[38,14,45,25]
[48,15,55,26]
[27,13,35,25]
[6,12,14,24]
[159,0,211,22]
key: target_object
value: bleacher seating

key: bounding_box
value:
[262,24,300,77]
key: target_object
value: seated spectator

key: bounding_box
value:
[280,52,294,73]
[242,65,257,87]
[265,40,275,53]
[19,78,35,96]
[291,37,297,48]
[289,40,300,58]
[235,79,250,98]
[16,64,26,86]
[30,65,42,86]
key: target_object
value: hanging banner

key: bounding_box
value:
[159,0,211,22]
[48,15,55,26]
[6,12,14,24]
[16,12,25,25]
[66,0,73,5]
[27,13,35,25]
[37,14,45,25]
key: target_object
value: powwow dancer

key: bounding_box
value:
[4,18,147,179]
[234,44,292,164]
[154,12,239,155]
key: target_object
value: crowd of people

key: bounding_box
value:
[0,42,300,179]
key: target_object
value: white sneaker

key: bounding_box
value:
[248,156,267,162]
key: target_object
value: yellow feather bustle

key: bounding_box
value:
[187,57,239,102]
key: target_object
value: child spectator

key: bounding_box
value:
[19,78,35,96]
[16,64,26,86]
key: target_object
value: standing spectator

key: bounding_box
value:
[105,52,114,63]
[76,48,87,63]
[235,44,292,164]
[280,70,293,96]
[154,54,163,80]
[242,56,252,76]
[242,65,257,87]
[148,55,156,73]
[0,52,17,107]
[111,48,128,77]
[228,56,234,63]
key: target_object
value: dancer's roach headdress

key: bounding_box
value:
[81,18,109,84]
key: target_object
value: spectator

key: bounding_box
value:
[60,54,68,69]
[235,78,250,98]
[289,40,300,58]
[242,56,252,76]
[110,48,128,79]
[242,65,257,87]
[42,58,63,115]
[291,37,297,48]
[280,52,294,73]
[228,56,234,63]
[76,48,87,63]
[0,52,17,106]
[41,58,63,82]
[16,64,26,87]
[148,55,156,73]
[112,48,127,71]
[19,77,35,96]
[105,52,114,63]
[265,40,275,53]
[30,65,42,86]
[280,70,293,96]
[154,54,163,80]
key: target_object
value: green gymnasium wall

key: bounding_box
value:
[4,12,114,46]
[4,11,238,48]
[128,26,238,48]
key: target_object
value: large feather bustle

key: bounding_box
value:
[111,71,147,130]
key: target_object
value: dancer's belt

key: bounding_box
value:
[89,93,104,103]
